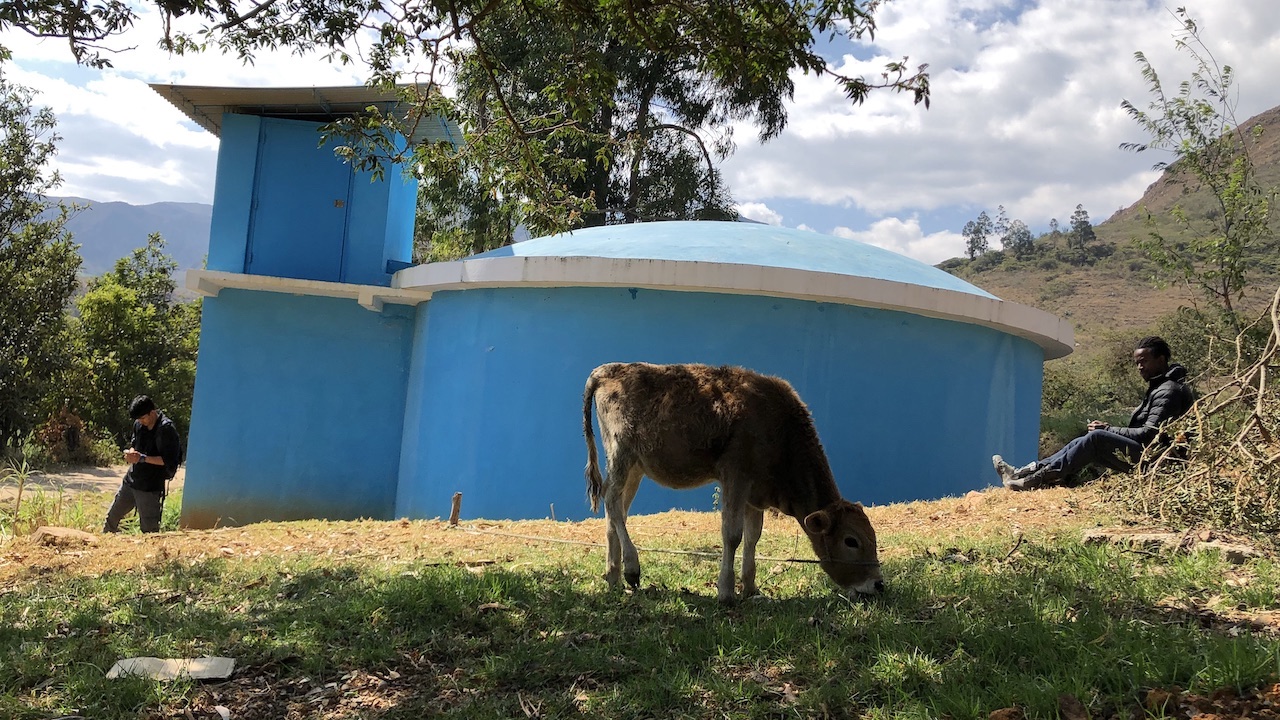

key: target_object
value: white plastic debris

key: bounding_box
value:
[106,656,235,681]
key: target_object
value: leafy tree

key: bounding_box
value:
[1121,9,1275,326]
[1068,204,1096,251]
[70,233,200,444]
[0,58,81,451]
[962,210,992,260]
[2,0,929,238]
[992,205,1009,239]
[1001,219,1034,259]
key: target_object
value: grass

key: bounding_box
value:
[1,459,183,538]
[1,496,1278,719]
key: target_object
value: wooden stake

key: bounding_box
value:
[449,492,462,527]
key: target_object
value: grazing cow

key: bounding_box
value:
[582,362,883,602]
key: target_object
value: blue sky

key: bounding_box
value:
[3,0,1279,264]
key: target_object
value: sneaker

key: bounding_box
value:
[1005,466,1054,491]
[992,455,1039,487]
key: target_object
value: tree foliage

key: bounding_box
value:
[70,233,200,445]
[962,210,992,260]
[1068,204,1096,250]
[1001,219,1033,259]
[412,2,744,258]
[1,0,929,242]
[0,59,81,450]
[1121,9,1276,325]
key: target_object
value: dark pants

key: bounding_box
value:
[1039,429,1145,484]
[103,482,165,533]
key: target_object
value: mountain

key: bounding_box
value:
[49,197,212,276]
[945,103,1280,346]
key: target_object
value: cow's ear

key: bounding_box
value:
[803,510,832,535]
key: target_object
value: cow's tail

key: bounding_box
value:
[583,369,605,514]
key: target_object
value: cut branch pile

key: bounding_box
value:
[1105,286,1280,538]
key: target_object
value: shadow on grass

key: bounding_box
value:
[2,540,1278,719]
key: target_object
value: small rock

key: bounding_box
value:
[1058,693,1090,720]
[1199,541,1259,564]
[32,526,98,547]
[1145,687,1181,713]
[990,707,1024,720]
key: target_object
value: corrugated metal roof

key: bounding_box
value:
[148,84,462,147]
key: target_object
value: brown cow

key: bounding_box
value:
[582,362,882,603]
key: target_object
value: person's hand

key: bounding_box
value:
[1087,420,1108,432]
[124,448,142,464]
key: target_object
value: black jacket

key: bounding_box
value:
[125,412,182,493]
[1109,363,1194,446]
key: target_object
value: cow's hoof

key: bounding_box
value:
[624,570,640,588]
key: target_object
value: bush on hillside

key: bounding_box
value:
[24,408,118,468]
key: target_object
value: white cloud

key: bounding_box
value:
[724,0,1280,227]
[831,217,965,265]
[736,202,783,225]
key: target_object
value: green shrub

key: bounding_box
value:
[1037,279,1076,303]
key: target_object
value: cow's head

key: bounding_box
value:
[803,500,883,596]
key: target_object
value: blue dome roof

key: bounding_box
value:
[472,221,994,298]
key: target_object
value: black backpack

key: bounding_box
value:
[158,421,185,480]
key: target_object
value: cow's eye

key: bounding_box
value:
[844,537,859,549]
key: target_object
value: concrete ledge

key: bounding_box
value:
[187,269,433,311]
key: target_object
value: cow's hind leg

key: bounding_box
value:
[604,457,644,589]
[740,506,765,598]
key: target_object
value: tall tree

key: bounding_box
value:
[962,211,992,260]
[992,205,1009,240]
[1068,204,1096,250]
[0,58,81,450]
[70,233,200,444]
[1121,9,1275,323]
[2,0,929,240]
[1001,219,1034,259]
[415,8,744,259]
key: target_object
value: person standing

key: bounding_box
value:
[993,336,1195,490]
[103,395,182,533]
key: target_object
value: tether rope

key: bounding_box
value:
[460,525,880,567]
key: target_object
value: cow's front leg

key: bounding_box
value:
[740,506,765,598]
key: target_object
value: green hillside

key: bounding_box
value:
[943,104,1280,352]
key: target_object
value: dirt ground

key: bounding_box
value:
[3,470,1277,720]
[0,464,185,503]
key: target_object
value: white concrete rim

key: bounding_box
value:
[186,269,432,313]
[394,255,1074,359]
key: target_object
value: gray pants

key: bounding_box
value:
[103,482,165,533]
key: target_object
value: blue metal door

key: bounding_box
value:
[246,118,353,282]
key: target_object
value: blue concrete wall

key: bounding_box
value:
[395,286,1042,522]
[207,113,259,273]
[205,113,416,287]
[345,133,416,285]
[181,289,416,528]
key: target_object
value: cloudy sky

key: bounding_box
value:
[3,0,1278,264]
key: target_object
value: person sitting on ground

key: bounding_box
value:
[993,335,1195,491]
[103,395,182,533]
